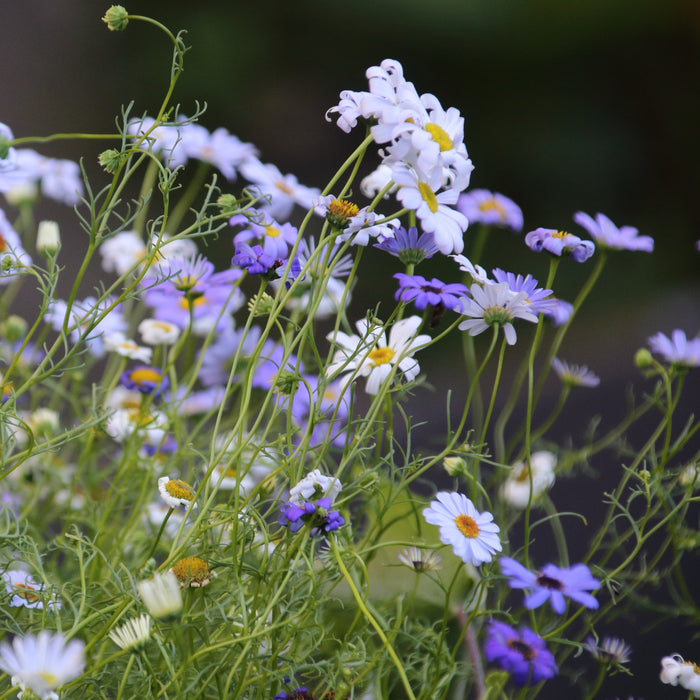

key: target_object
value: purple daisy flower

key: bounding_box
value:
[648,329,700,368]
[552,358,600,388]
[231,242,282,275]
[373,225,440,265]
[120,365,169,397]
[484,620,558,686]
[491,268,556,316]
[278,496,345,537]
[525,227,595,262]
[230,210,299,260]
[394,273,468,312]
[500,557,600,614]
[573,211,653,252]
[457,189,523,231]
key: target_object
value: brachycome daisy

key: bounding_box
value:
[422,491,501,565]
[158,476,197,509]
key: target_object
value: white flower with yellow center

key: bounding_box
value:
[0,630,85,700]
[327,315,431,395]
[104,332,153,363]
[158,476,197,509]
[391,164,468,254]
[108,614,152,651]
[500,451,557,508]
[138,318,181,345]
[422,491,502,566]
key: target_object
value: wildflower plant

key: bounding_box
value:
[0,7,698,700]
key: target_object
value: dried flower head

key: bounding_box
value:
[170,556,216,588]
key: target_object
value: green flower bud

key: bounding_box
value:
[634,348,653,369]
[1,315,28,342]
[102,5,129,31]
[443,456,467,477]
[98,148,127,173]
[217,194,238,215]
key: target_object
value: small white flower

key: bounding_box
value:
[660,654,700,695]
[104,332,153,363]
[138,318,181,345]
[458,281,538,345]
[327,315,431,395]
[3,570,58,610]
[422,491,502,566]
[501,451,557,509]
[158,476,197,509]
[108,614,152,651]
[36,220,61,255]
[137,570,183,618]
[25,408,60,438]
[289,468,342,506]
[0,630,85,700]
[104,408,167,444]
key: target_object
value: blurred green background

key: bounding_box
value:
[2,1,700,697]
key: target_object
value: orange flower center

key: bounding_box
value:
[455,514,479,538]
[130,368,162,385]
[328,199,359,219]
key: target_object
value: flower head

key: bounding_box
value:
[137,570,183,618]
[0,631,85,700]
[394,273,468,312]
[500,451,556,508]
[525,227,595,262]
[457,189,523,231]
[484,620,557,686]
[3,570,58,610]
[397,546,443,572]
[278,496,345,537]
[121,365,168,397]
[289,468,342,506]
[109,614,152,651]
[500,557,600,614]
[458,281,538,345]
[584,635,632,666]
[660,654,700,695]
[158,476,197,509]
[373,225,440,265]
[327,315,430,395]
[648,329,700,368]
[574,211,653,252]
[422,491,501,565]
[552,357,600,387]
[170,556,216,588]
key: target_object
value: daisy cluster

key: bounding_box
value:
[0,11,698,700]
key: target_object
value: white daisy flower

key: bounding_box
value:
[422,491,502,566]
[396,546,443,572]
[137,570,183,618]
[104,332,153,363]
[99,230,146,275]
[391,164,468,255]
[158,476,197,509]
[138,318,181,345]
[0,630,85,700]
[327,315,431,395]
[458,281,538,345]
[108,614,152,651]
[500,451,557,508]
[660,654,700,695]
[289,468,342,506]
[3,570,58,610]
[104,408,167,444]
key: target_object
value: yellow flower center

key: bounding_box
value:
[455,514,479,538]
[13,583,39,602]
[170,556,212,586]
[552,230,569,239]
[165,479,194,501]
[178,295,207,309]
[478,198,506,220]
[264,224,281,238]
[425,122,453,151]
[174,274,196,290]
[39,671,59,686]
[130,368,162,385]
[368,346,395,365]
[328,199,359,219]
[418,182,439,213]
[154,322,174,331]
[275,180,294,195]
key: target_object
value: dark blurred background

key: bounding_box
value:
[2,1,699,697]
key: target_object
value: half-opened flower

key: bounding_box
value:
[525,227,595,262]
[0,631,85,700]
[500,557,600,614]
[422,491,501,565]
[573,211,653,252]
[484,620,557,686]
[374,225,440,265]
[109,614,152,651]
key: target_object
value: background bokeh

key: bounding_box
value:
[2,1,699,697]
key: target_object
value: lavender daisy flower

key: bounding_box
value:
[394,273,468,311]
[422,491,501,566]
[278,496,345,537]
[484,620,557,686]
[500,557,600,614]
[374,225,440,265]
[648,329,700,368]
[231,242,282,275]
[584,635,632,665]
[573,211,653,252]
[492,268,556,316]
[457,189,523,231]
[121,365,168,397]
[552,358,600,387]
[230,210,299,259]
[525,227,595,262]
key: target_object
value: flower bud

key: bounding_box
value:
[443,456,467,477]
[1,315,28,342]
[36,220,61,255]
[217,193,238,215]
[102,5,129,31]
[3,183,38,207]
[634,348,653,369]
[98,148,126,174]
